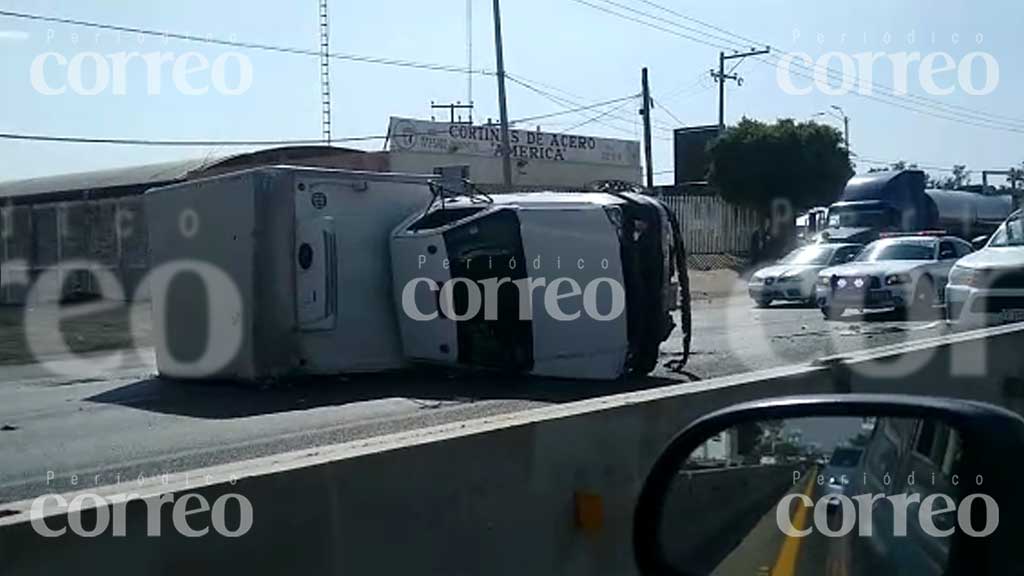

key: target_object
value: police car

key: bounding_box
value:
[815,233,973,320]
[947,210,1024,328]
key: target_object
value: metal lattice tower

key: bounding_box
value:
[466,0,473,122]
[319,0,332,144]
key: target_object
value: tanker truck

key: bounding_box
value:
[819,169,1013,246]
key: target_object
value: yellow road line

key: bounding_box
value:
[771,467,817,576]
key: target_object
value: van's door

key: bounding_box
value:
[295,188,337,331]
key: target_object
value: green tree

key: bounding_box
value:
[938,164,971,190]
[708,118,853,216]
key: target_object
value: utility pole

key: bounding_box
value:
[711,47,770,132]
[641,67,654,189]
[491,0,513,189]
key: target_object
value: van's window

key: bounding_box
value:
[407,207,488,231]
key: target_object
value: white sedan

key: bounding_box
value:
[748,243,862,307]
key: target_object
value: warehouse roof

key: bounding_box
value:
[0,146,381,205]
[0,156,222,201]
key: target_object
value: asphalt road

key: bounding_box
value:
[706,474,938,576]
[0,294,950,505]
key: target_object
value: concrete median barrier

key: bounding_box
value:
[2,324,1024,575]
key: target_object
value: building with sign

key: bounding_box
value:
[386,117,641,189]
[0,119,640,304]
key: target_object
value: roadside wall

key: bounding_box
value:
[2,325,1023,575]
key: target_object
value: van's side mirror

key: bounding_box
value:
[634,395,1024,576]
[972,235,990,251]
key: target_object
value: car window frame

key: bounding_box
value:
[832,245,860,264]
[939,240,958,261]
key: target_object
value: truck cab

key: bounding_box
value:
[820,170,1013,246]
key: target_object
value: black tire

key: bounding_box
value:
[755,298,772,308]
[822,306,843,320]
[910,277,937,320]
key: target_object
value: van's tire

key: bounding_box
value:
[755,298,772,308]
[910,277,937,320]
[821,306,843,320]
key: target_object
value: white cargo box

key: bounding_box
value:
[146,166,434,380]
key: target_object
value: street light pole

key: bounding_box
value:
[831,105,850,149]
[813,107,850,150]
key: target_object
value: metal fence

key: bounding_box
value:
[0,197,149,304]
[658,194,760,255]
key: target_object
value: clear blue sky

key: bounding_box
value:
[0,0,1020,186]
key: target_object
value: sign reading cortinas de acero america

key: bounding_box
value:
[387,117,641,168]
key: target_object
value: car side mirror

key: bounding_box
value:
[634,395,1024,576]
[972,236,989,251]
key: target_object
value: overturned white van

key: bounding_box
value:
[146,166,434,380]
[391,189,690,380]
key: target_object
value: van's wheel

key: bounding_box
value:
[821,306,843,320]
[755,298,772,308]
[910,277,937,320]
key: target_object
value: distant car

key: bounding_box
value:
[816,234,974,320]
[821,445,864,509]
[748,243,862,307]
[947,210,1024,328]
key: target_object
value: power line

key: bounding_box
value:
[509,94,640,125]
[566,0,1024,133]
[505,75,645,137]
[507,73,676,135]
[0,9,491,76]
[621,0,1024,130]
[562,96,641,134]
[752,53,1024,135]
[566,0,733,51]
[652,98,685,127]
[659,73,707,101]
[625,0,1024,126]
[0,132,387,146]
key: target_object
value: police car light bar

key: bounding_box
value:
[878,230,948,238]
